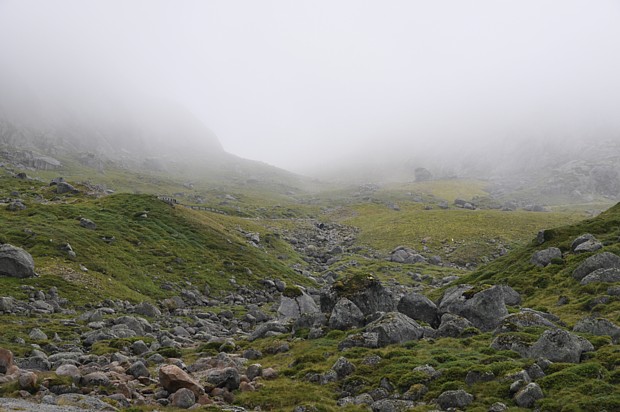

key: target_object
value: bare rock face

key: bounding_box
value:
[0,244,36,278]
[158,364,204,397]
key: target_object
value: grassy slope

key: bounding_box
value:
[462,202,620,324]
[0,175,309,307]
[234,204,620,412]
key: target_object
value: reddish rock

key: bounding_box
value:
[0,348,15,374]
[18,371,37,390]
[239,381,255,392]
[158,364,204,398]
[262,367,278,380]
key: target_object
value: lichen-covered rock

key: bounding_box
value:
[495,310,558,334]
[572,252,620,281]
[438,284,508,331]
[580,267,620,285]
[570,234,597,251]
[0,244,36,278]
[574,239,603,254]
[490,334,532,358]
[573,317,620,343]
[514,382,544,408]
[528,329,594,363]
[332,357,356,379]
[330,275,396,317]
[436,389,474,409]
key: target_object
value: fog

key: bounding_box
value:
[1,0,619,176]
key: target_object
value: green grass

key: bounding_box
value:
[343,204,585,265]
[461,201,620,323]
[0,176,310,307]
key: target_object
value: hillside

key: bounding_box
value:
[0,151,618,411]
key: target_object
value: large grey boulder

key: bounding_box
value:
[365,312,424,347]
[326,276,396,317]
[0,244,36,278]
[528,329,594,363]
[530,247,562,267]
[580,267,620,285]
[328,298,365,330]
[438,285,508,331]
[277,291,320,320]
[397,292,439,327]
[572,252,620,281]
[573,317,620,344]
[574,239,603,254]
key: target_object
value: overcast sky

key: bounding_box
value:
[1,0,619,173]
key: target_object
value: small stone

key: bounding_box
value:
[29,328,48,341]
[262,367,278,380]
